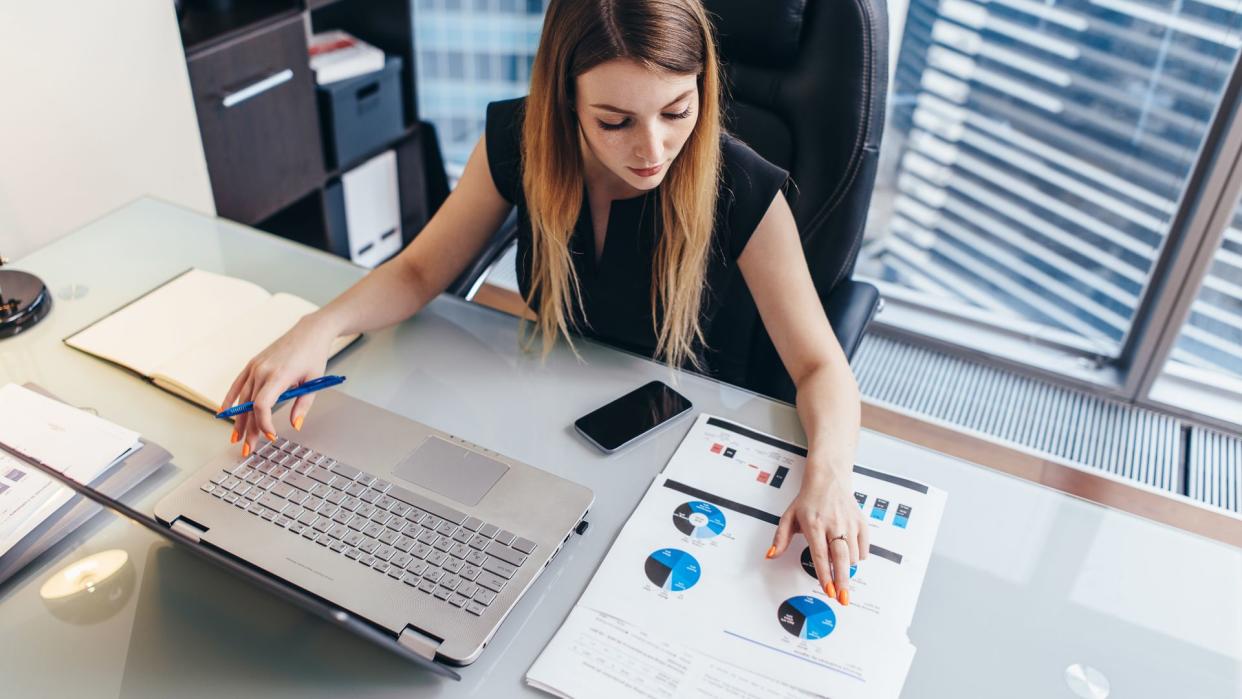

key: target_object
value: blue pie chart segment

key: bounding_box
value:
[644,548,702,592]
[778,596,836,640]
[673,501,727,539]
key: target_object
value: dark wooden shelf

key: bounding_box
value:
[325,123,420,180]
[178,0,438,263]
[179,0,302,55]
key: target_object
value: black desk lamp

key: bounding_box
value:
[0,255,52,338]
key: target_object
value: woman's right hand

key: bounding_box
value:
[221,312,339,455]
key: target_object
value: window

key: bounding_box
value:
[414,0,548,173]
[859,0,1242,369]
[1151,197,1242,424]
[1171,222,1242,380]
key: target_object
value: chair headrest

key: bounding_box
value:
[704,0,808,69]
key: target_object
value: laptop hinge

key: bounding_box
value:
[398,625,441,661]
[170,517,207,544]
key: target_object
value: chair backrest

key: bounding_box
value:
[702,0,889,397]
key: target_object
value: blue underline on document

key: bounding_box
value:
[721,630,867,683]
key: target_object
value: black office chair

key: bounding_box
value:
[451,0,887,402]
[702,0,888,402]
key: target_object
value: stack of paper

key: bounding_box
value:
[527,414,947,698]
[0,384,142,556]
[309,31,386,85]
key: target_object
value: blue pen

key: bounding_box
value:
[215,375,347,419]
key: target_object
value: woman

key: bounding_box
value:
[223,0,868,606]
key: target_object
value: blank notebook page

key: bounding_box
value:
[66,270,273,377]
[155,292,323,409]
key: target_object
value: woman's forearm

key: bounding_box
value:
[774,354,868,604]
[794,359,861,486]
[311,253,439,338]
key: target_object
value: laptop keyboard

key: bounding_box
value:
[199,436,537,618]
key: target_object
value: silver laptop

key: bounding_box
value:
[152,389,594,667]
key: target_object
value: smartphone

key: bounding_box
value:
[574,380,694,453]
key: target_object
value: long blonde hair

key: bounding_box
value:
[521,0,723,369]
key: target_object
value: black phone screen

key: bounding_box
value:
[574,381,693,452]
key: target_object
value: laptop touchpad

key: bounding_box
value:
[392,437,509,506]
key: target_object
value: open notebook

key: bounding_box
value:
[65,269,358,413]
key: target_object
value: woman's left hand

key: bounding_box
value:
[766,465,869,605]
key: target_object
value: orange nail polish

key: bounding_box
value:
[293,416,304,432]
[265,431,276,441]
[230,429,239,444]
[765,546,777,559]
[838,589,850,606]
[241,443,251,457]
[824,582,837,599]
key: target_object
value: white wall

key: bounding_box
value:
[0,0,214,261]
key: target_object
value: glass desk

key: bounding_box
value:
[1,199,1238,697]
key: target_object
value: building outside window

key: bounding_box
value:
[414,0,547,176]
[859,0,1242,391]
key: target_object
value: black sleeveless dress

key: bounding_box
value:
[485,97,788,385]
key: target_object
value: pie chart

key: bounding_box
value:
[644,548,701,592]
[801,546,856,579]
[672,501,727,539]
[778,595,836,640]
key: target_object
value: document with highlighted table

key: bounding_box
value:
[527,414,947,698]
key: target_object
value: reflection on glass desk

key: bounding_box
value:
[0,199,1238,698]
